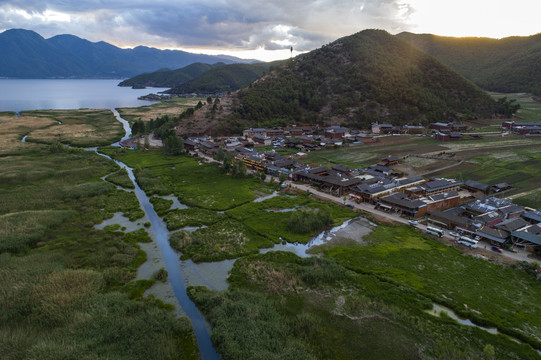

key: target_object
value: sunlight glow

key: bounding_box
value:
[404,0,541,38]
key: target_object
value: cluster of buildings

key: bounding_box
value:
[184,131,540,253]
[502,121,541,136]
[429,197,541,252]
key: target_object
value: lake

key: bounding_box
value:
[0,79,168,112]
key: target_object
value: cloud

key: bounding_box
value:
[0,0,415,55]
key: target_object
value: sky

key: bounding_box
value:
[1,0,540,61]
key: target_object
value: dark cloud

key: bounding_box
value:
[0,0,415,56]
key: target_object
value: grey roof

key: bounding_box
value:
[475,211,503,224]
[466,197,511,214]
[332,164,352,173]
[422,179,462,191]
[496,217,529,232]
[522,210,541,223]
[398,176,424,186]
[511,230,541,246]
[464,179,490,192]
[380,192,426,210]
[499,205,525,215]
[476,227,510,243]
[428,191,459,202]
[430,209,471,227]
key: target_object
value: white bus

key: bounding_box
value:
[458,236,478,249]
[426,226,444,238]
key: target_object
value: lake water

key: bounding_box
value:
[0,79,168,112]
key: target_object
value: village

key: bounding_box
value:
[168,120,541,259]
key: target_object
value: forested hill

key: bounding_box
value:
[397,32,541,95]
[118,63,224,88]
[232,29,498,128]
[165,62,281,94]
[0,29,251,78]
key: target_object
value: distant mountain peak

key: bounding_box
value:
[0,28,254,79]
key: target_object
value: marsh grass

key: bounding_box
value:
[105,168,135,189]
[227,194,357,244]
[325,224,541,348]
[189,251,539,360]
[21,109,124,147]
[0,253,199,360]
[150,196,174,216]
[117,98,201,123]
[164,207,226,230]
[101,148,264,210]
[179,219,273,262]
[0,147,200,359]
[0,112,57,153]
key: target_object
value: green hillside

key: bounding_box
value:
[166,62,279,94]
[232,30,498,128]
[118,62,224,88]
[398,32,541,95]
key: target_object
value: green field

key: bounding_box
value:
[101,147,266,210]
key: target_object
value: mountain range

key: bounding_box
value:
[0,29,254,78]
[397,32,541,95]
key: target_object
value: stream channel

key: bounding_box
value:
[90,109,373,359]
[69,109,540,358]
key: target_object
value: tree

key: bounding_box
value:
[207,96,212,105]
[483,344,495,359]
[144,135,150,150]
[163,135,184,155]
[214,148,225,162]
[279,172,287,184]
[222,151,233,173]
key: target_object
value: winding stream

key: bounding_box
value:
[98,110,220,360]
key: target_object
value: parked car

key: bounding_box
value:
[408,220,418,225]
[491,246,503,253]
[449,231,459,237]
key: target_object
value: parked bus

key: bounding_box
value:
[457,236,478,249]
[426,226,444,238]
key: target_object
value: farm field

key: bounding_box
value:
[300,133,541,207]
[490,92,541,123]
